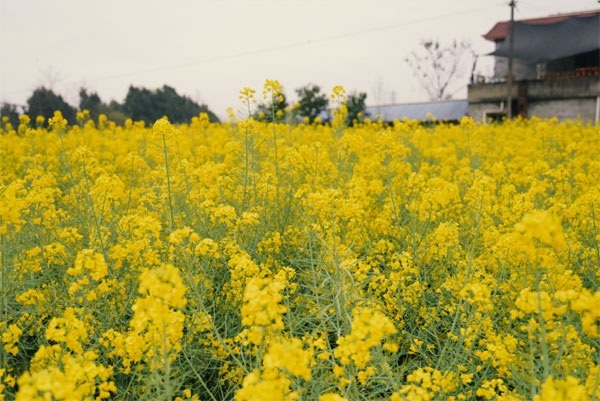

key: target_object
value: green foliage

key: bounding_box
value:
[79,88,129,125]
[255,91,289,123]
[3,84,221,131]
[123,85,219,124]
[105,101,129,126]
[346,91,369,126]
[27,87,77,125]
[295,84,328,123]
[0,103,20,128]
[78,88,103,121]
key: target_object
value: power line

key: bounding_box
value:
[2,3,504,97]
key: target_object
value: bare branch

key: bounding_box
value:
[405,38,473,101]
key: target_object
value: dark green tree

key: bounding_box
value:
[78,88,129,125]
[123,86,157,124]
[78,88,103,120]
[0,103,20,129]
[346,92,369,126]
[27,87,76,124]
[106,100,129,126]
[123,85,219,124]
[295,84,328,123]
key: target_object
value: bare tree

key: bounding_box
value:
[405,39,473,101]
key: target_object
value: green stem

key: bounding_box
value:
[124,154,135,216]
[535,284,551,379]
[162,133,175,232]
[435,200,482,371]
[241,97,252,213]
[271,100,280,228]
[0,234,6,371]
[82,161,106,254]
[385,158,400,229]
[57,128,86,233]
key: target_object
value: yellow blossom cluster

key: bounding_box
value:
[14,308,115,401]
[334,307,396,369]
[240,271,288,345]
[103,263,187,374]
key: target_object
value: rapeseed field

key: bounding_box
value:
[1,82,599,401]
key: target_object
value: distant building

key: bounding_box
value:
[468,10,600,122]
[316,99,468,124]
[366,100,467,123]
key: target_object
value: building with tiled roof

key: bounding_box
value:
[468,9,599,122]
[483,10,600,41]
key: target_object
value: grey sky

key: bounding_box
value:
[1,0,597,119]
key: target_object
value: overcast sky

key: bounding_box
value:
[1,0,598,119]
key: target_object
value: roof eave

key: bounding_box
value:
[483,9,600,41]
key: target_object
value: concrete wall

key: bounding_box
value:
[527,77,600,100]
[528,98,597,121]
[468,76,600,122]
[468,102,504,121]
[468,97,599,122]
[468,82,514,103]
[468,76,600,103]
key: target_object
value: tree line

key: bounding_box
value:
[0,85,220,128]
[1,83,369,129]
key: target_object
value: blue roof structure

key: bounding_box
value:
[365,99,468,122]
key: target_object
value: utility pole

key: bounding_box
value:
[506,0,516,119]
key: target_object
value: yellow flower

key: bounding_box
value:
[2,324,22,356]
[331,85,346,101]
[152,116,177,140]
[240,271,288,344]
[334,307,396,369]
[239,87,257,103]
[534,376,588,401]
[235,369,296,401]
[263,79,282,101]
[320,393,349,401]
[18,114,30,125]
[263,337,313,380]
[48,110,67,129]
